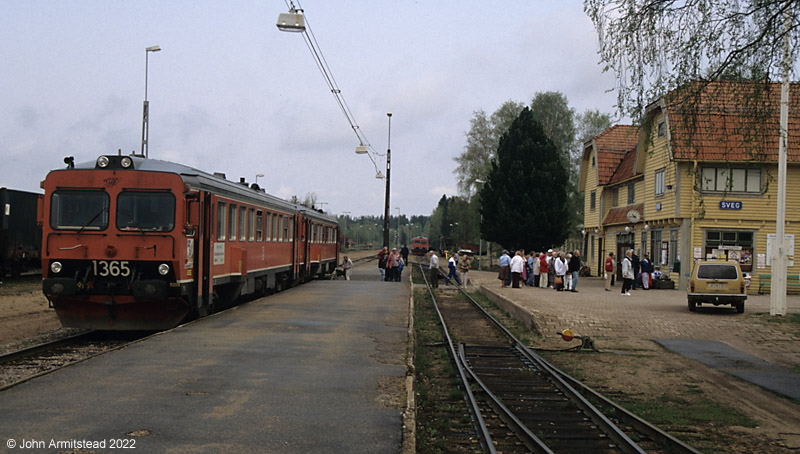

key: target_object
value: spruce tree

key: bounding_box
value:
[479,107,570,251]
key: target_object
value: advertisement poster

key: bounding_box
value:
[766,234,795,267]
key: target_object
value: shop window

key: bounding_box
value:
[704,230,754,272]
[651,230,664,266]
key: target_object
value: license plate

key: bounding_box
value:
[708,283,726,289]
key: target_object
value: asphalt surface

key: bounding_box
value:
[0,265,408,453]
[654,338,800,402]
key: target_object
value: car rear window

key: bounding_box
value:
[697,264,738,280]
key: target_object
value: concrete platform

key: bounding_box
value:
[0,265,409,453]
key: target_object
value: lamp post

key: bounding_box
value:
[382,112,392,249]
[341,211,350,249]
[255,173,264,185]
[475,179,486,269]
[394,206,400,248]
[141,45,161,158]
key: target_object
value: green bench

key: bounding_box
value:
[756,274,800,294]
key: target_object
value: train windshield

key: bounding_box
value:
[116,191,175,232]
[50,190,109,231]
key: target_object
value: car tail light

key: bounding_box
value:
[690,281,695,293]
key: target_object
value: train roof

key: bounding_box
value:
[50,155,338,224]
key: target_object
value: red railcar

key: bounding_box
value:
[39,154,339,330]
[411,236,429,255]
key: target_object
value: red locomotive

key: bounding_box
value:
[411,236,429,256]
[39,154,339,330]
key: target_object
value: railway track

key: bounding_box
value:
[0,330,154,392]
[415,261,700,454]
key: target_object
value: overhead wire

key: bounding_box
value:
[283,0,385,175]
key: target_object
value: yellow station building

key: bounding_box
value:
[579,81,800,293]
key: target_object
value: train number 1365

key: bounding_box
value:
[92,260,131,277]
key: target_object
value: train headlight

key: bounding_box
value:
[97,156,110,168]
[158,263,170,275]
[50,261,63,274]
[120,156,133,168]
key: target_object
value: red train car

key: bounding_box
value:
[411,236,429,255]
[39,154,339,330]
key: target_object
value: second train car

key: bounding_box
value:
[40,154,339,330]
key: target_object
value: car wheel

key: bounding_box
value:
[688,300,697,312]
[735,302,744,314]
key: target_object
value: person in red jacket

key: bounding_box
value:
[538,253,549,288]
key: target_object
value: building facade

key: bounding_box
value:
[580,81,800,292]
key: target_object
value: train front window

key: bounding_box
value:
[50,190,109,231]
[116,192,175,232]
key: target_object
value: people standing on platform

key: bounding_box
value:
[342,255,353,281]
[385,248,397,283]
[498,250,511,287]
[428,250,439,288]
[377,247,388,281]
[568,249,581,292]
[510,250,525,288]
[401,244,409,265]
[548,250,558,288]
[604,252,615,291]
[632,251,641,289]
[554,251,568,291]
[396,256,405,282]
[538,252,549,288]
[526,252,536,287]
[531,252,540,287]
[564,253,573,290]
[621,250,634,295]
[457,251,473,288]
[446,253,461,286]
[641,254,651,290]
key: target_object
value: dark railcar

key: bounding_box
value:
[1,188,42,278]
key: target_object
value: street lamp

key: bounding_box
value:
[382,112,392,249]
[255,173,264,185]
[141,45,161,158]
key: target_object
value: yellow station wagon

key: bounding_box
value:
[688,260,747,313]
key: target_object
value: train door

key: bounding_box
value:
[189,191,214,315]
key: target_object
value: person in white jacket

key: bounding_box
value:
[621,250,634,295]
[510,250,525,288]
[554,251,568,291]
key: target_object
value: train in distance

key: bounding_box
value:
[411,236,429,256]
[39,153,339,330]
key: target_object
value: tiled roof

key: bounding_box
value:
[607,146,638,185]
[664,80,800,162]
[591,125,638,185]
[602,203,644,226]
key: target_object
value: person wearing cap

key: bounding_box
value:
[457,250,473,288]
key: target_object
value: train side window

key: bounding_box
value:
[277,215,284,242]
[239,206,247,241]
[283,216,289,242]
[272,213,278,241]
[50,189,109,231]
[289,217,294,241]
[228,204,237,241]
[265,212,272,242]
[248,208,255,241]
[256,210,263,241]
[217,201,226,241]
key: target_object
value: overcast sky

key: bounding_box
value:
[1,1,622,217]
